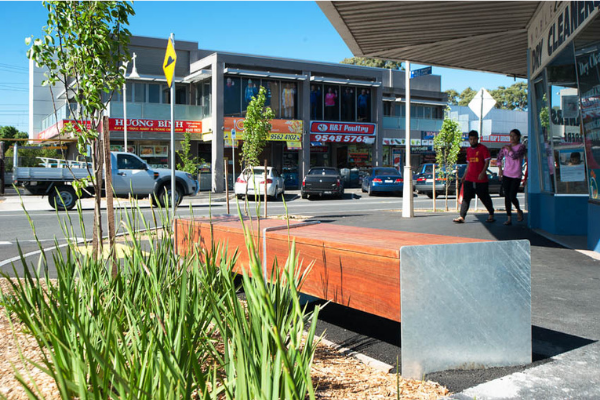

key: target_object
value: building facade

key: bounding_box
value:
[30,35,447,191]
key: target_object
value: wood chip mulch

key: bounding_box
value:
[0,278,449,399]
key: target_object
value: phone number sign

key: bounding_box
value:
[310,134,374,143]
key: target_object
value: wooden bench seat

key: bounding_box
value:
[174,216,486,322]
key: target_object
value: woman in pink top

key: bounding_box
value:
[497,129,527,225]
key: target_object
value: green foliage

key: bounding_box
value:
[446,83,528,110]
[434,108,463,210]
[458,87,477,107]
[0,126,28,149]
[340,57,403,70]
[177,132,204,175]
[4,147,63,171]
[445,89,460,105]
[490,82,528,111]
[1,202,320,399]
[26,1,134,155]
[241,86,274,169]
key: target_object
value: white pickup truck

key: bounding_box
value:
[12,148,199,210]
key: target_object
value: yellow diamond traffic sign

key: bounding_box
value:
[163,37,177,88]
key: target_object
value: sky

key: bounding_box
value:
[0,1,526,133]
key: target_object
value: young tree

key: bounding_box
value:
[240,86,275,170]
[27,1,135,261]
[176,131,203,175]
[434,108,463,211]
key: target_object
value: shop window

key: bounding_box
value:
[224,76,241,116]
[262,80,280,118]
[310,84,322,120]
[341,87,356,121]
[424,106,432,119]
[357,88,371,122]
[162,85,170,104]
[533,79,555,193]
[324,85,339,121]
[576,40,600,201]
[281,82,297,119]
[148,84,160,103]
[202,82,211,117]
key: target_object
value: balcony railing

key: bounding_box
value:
[383,116,443,132]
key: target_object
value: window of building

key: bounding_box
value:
[357,88,371,122]
[383,101,392,116]
[341,87,356,121]
[262,80,280,118]
[324,85,340,121]
[533,41,588,195]
[134,83,146,103]
[148,84,160,103]
[242,78,258,114]
[575,40,600,201]
[175,85,187,105]
[224,76,241,117]
[310,84,323,120]
[281,81,297,119]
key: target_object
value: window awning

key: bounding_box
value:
[318,1,542,79]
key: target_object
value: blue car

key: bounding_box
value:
[361,167,404,196]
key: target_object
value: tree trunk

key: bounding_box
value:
[102,116,117,276]
[92,138,104,259]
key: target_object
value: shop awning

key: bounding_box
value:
[318,1,542,78]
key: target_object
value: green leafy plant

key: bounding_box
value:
[240,86,274,170]
[177,131,204,175]
[434,107,463,211]
[1,199,320,399]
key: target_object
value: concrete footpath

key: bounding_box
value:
[325,211,600,399]
[2,188,600,399]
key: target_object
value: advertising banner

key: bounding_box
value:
[223,117,303,142]
[109,118,202,133]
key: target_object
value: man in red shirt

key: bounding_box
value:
[453,130,495,223]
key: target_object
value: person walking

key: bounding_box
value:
[453,130,495,224]
[497,129,526,225]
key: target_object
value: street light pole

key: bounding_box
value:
[402,60,414,217]
[122,52,139,153]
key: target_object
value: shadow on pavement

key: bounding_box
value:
[309,300,596,393]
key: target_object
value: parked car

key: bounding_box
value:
[282,167,299,189]
[361,167,404,196]
[412,163,438,187]
[234,166,285,200]
[416,165,503,198]
[301,167,344,199]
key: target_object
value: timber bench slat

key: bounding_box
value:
[175,216,487,322]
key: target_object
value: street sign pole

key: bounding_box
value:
[231,128,236,192]
[170,58,175,216]
[163,33,177,218]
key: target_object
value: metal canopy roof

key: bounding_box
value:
[319,1,542,79]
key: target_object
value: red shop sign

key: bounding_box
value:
[310,121,376,135]
[310,134,375,144]
[109,118,202,133]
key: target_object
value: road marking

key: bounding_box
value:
[0,241,11,245]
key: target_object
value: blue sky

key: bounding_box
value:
[0,1,526,133]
